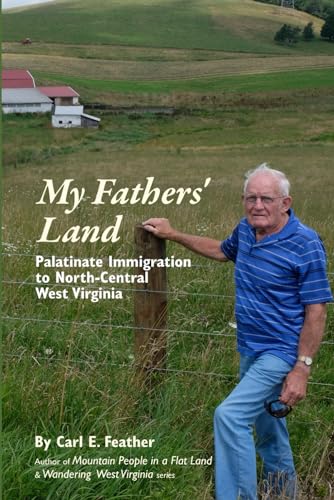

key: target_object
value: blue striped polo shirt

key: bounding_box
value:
[221,209,333,366]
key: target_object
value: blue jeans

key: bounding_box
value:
[214,353,297,500]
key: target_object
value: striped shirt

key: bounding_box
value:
[221,209,333,366]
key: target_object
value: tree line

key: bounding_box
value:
[274,16,334,43]
[255,0,334,20]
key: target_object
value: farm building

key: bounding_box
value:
[2,69,96,124]
[81,113,101,128]
[2,69,35,89]
[52,105,100,128]
[2,88,53,114]
[38,86,80,106]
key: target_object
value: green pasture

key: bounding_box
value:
[3,95,334,498]
[2,0,329,54]
[30,67,334,104]
[3,98,334,168]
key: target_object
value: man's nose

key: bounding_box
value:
[254,197,265,208]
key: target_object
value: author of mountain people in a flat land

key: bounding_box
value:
[143,164,333,500]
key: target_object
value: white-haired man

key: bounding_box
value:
[143,164,333,500]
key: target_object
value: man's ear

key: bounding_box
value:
[282,196,293,212]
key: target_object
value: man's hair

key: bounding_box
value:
[244,163,290,196]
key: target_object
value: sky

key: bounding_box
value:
[2,0,55,10]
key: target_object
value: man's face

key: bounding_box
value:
[243,173,292,236]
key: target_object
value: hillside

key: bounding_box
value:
[3,0,334,103]
[2,0,331,54]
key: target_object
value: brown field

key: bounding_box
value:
[3,52,334,81]
[2,42,263,61]
[210,0,324,31]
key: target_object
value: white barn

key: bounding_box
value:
[52,105,100,128]
[2,88,53,114]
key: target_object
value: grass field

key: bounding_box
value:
[20,68,333,107]
[1,0,327,52]
[2,0,334,498]
[3,99,334,499]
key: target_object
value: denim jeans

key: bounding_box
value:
[214,353,297,500]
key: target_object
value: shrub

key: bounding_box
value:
[274,24,301,44]
[320,13,334,40]
[303,21,315,40]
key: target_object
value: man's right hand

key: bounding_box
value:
[142,218,176,240]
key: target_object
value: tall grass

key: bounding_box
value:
[2,98,334,498]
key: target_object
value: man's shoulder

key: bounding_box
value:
[238,217,250,230]
[294,218,322,243]
[290,218,327,259]
[224,218,249,238]
[278,212,324,256]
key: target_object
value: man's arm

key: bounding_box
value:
[280,303,327,406]
[142,218,229,262]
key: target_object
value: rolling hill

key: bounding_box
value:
[2,0,334,101]
[2,0,331,53]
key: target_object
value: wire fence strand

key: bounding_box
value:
[2,248,334,397]
[2,315,334,343]
[3,353,334,389]
[2,279,236,299]
[2,250,334,275]
[1,315,237,338]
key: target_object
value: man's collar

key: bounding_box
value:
[245,209,298,244]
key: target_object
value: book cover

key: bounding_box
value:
[2,0,334,498]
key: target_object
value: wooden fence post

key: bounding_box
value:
[134,225,167,378]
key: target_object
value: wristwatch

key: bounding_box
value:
[297,355,313,367]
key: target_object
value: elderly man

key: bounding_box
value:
[143,164,333,500]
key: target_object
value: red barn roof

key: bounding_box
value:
[2,69,35,88]
[38,86,80,98]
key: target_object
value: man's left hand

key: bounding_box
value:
[280,365,310,406]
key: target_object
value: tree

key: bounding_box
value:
[274,24,289,43]
[274,24,301,44]
[321,13,334,40]
[304,0,324,17]
[303,22,315,40]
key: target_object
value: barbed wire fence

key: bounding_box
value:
[2,226,334,397]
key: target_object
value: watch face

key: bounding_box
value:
[298,355,313,366]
